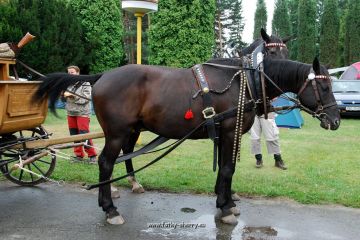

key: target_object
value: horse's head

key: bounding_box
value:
[297,58,340,130]
[260,28,290,60]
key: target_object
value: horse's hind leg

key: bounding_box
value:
[123,130,145,193]
[98,136,125,225]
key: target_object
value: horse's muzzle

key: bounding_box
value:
[320,116,340,130]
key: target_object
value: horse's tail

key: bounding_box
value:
[34,72,103,114]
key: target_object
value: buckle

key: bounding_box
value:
[202,107,216,119]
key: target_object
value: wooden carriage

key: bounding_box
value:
[0,58,48,135]
[0,51,103,186]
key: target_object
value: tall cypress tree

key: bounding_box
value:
[272,0,291,38]
[70,0,125,73]
[253,0,267,40]
[337,0,348,66]
[227,0,245,49]
[288,0,299,60]
[297,0,316,63]
[214,0,231,57]
[148,0,216,67]
[344,0,360,65]
[319,0,339,68]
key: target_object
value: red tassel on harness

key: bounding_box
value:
[184,109,194,120]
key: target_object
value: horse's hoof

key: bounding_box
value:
[221,214,238,225]
[230,207,240,216]
[107,215,125,225]
[132,183,145,193]
[231,193,241,201]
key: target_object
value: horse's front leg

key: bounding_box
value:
[98,137,124,225]
[215,133,239,225]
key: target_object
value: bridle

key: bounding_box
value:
[296,69,337,120]
[251,42,337,121]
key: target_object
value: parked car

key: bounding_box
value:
[332,80,360,116]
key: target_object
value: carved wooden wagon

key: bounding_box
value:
[0,46,103,186]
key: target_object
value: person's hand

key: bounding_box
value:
[63,91,74,98]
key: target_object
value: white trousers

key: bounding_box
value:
[250,113,280,155]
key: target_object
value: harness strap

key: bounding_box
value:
[259,63,268,119]
[115,136,169,163]
[203,62,242,69]
[312,79,322,109]
[192,64,218,170]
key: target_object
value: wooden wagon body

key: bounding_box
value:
[0,57,104,186]
[0,58,48,135]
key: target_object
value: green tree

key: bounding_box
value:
[288,0,299,60]
[337,0,348,66]
[148,0,216,67]
[297,0,316,63]
[272,0,291,38]
[0,0,85,75]
[344,0,360,65]
[214,0,230,57]
[253,0,267,40]
[319,0,339,68]
[70,0,125,73]
[227,0,245,49]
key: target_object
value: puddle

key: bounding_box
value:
[180,207,196,213]
[242,226,278,240]
[140,212,285,240]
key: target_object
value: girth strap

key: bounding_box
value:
[192,64,218,171]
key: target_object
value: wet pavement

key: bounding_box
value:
[0,181,359,240]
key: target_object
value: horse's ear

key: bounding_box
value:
[260,28,271,43]
[312,57,321,74]
[324,63,331,69]
[282,35,293,44]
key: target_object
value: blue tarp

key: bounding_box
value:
[272,93,304,128]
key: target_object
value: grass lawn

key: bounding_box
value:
[2,109,360,208]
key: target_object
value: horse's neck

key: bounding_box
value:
[264,59,310,99]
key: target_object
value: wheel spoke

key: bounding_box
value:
[27,164,35,181]
[31,162,46,176]
[37,159,52,165]
[19,169,24,181]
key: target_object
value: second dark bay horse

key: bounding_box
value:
[34,56,340,225]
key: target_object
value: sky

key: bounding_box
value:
[242,0,275,44]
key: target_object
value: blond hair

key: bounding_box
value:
[67,65,80,73]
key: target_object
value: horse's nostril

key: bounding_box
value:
[334,119,340,126]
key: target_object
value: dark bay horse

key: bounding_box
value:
[124,28,292,196]
[34,54,340,225]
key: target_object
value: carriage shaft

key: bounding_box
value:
[11,131,104,150]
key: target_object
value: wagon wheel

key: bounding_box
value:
[0,127,56,186]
